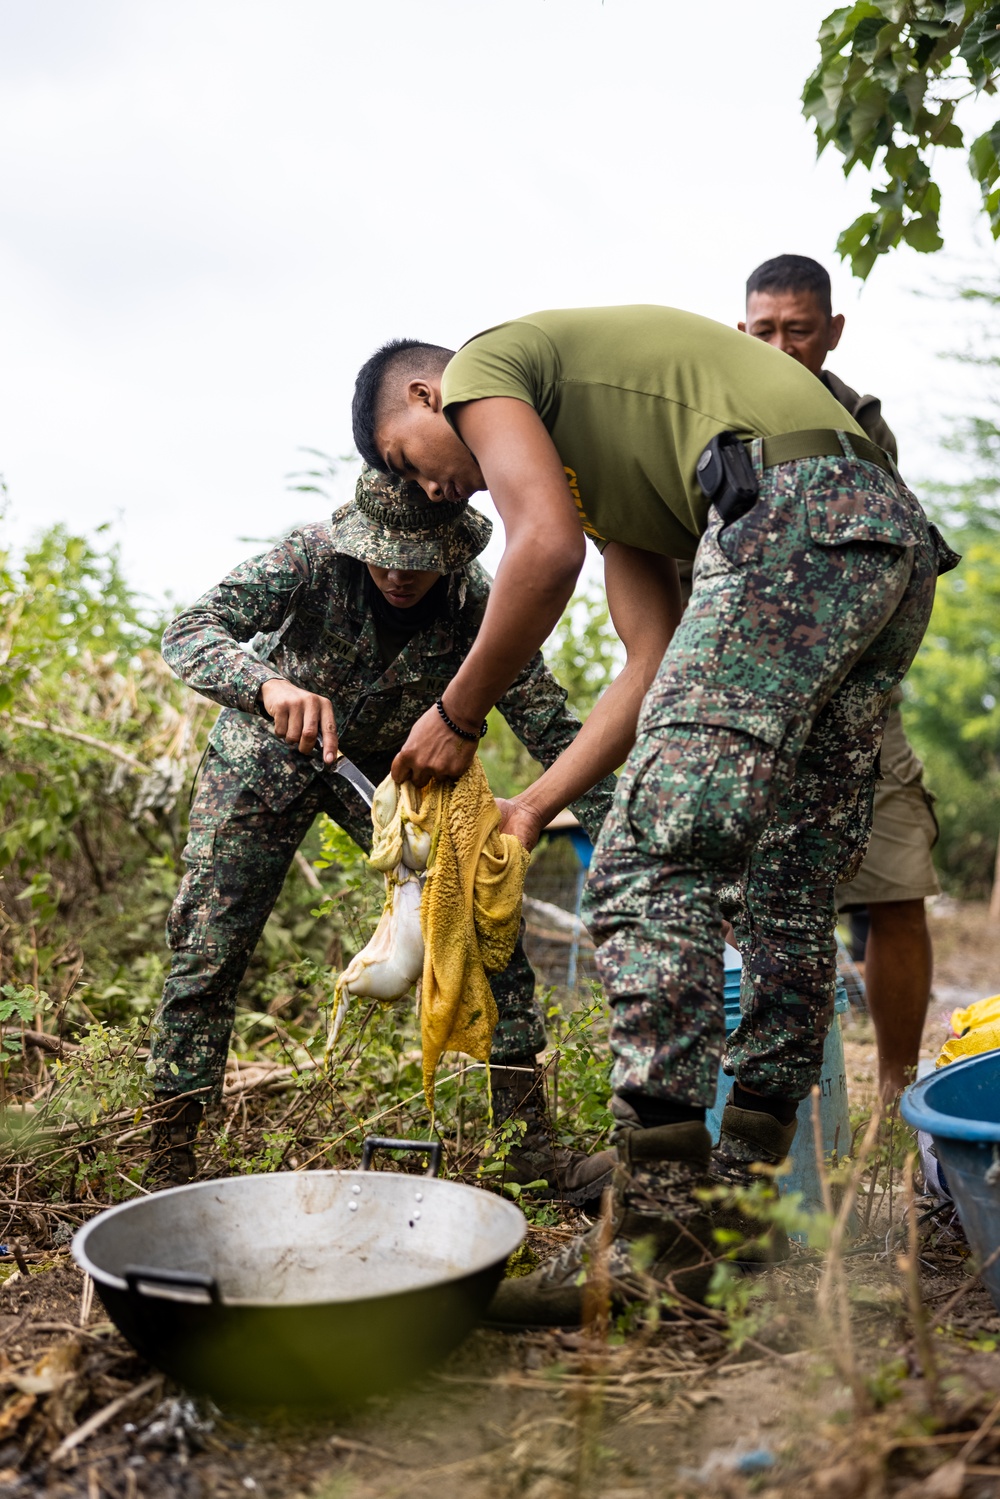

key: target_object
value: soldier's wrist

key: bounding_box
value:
[256,675,287,717]
[438,692,489,740]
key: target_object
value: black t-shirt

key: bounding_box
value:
[362,568,448,668]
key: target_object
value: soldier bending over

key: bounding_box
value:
[352,304,955,1322]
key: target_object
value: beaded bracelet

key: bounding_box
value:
[435,698,488,742]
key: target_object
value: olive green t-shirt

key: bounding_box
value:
[441,306,867,561]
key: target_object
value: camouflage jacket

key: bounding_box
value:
[161,522,616,842]
[820,370,899,466]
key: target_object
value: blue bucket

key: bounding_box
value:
[706,945,852,1216]
[901,1050,1000,1312]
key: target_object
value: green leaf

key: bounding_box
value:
[852,14,890,57]
[969,123,1000,190]
[848,81,890,146]
[836,210,885,279]
[984,183,1000,235]
[902,214,944,251]
[959,2,1000,87]
[873,179,905,210]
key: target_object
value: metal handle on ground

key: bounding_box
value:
[360,1137,442,1178]
[124,1264,221,1305]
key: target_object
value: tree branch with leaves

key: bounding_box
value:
[803,1,1000,277]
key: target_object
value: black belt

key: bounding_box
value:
[759,428,895,480]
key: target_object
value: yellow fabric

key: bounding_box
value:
[951,993,1000,1038]
[368,760,530,1107]
[938,1026,1000,1067]
[937,993,1000,1067]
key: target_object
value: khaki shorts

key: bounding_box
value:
[836,776,940,908]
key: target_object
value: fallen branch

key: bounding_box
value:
[328,1435,403,1463]
[22,1032,79,1058]
[294,851,323,891]
[6,715,150,774]
[522,895,593,946]
[49,1374,162,1465]
[221,1059,317,1098]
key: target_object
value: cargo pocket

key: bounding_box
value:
[622,732,716,862]
[804,463,919,552]
[639,681,799,752]
[834,772,878,885]
[165,824,219,956]
[624,719,787,867]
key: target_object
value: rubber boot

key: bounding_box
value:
[490,1062,616,1208]
[712,1099,798,1265]
[487,1108,716,1328]
[146,1097,204,1187]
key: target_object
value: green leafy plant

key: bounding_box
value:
[804,2,1000,277]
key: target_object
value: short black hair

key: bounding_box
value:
[746,255,832,318]
[352,338,455,472]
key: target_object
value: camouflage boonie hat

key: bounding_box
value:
[330,467,492,571]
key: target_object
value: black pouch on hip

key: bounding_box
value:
[695,431,759,525]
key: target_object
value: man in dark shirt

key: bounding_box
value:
[741,254,940,1100]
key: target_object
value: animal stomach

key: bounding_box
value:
[338,869,424,1000]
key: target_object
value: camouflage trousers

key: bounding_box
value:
[151,750,545,1100]
[584,445,944,1105]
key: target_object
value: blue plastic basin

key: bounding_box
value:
[901,1050,1000,1312]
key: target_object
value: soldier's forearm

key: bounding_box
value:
[512,661,648,829]
[162,611,287,715]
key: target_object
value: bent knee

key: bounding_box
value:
[622,724,779,868]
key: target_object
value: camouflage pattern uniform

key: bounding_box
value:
[820,370,941,910]
[155,492,615,1101]
[584,439,955,1107]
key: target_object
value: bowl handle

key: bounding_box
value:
[360,1137,442,1178]
[124,1265,221,1305]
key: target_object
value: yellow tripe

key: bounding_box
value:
[414,758,530,1108]
[338,759,529,1108]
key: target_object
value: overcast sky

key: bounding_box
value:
[2,0,996,608]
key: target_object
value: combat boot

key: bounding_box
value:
[711,1099,798,1265]
[487,1113,716,1327]
[145,1097,204,1187]
[490,1062,616,1208]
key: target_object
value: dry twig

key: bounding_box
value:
[49,1374,162,1465]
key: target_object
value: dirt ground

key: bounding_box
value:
[4,901,1000,1499]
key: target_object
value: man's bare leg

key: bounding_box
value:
[864,898,932,1102]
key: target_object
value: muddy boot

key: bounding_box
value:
[711,1099,798,1265]
[145,1097,204,1187]
[490,1062,616,1208]
[487,1109,716,1328]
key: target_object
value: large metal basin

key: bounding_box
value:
[73,1139,525,1409]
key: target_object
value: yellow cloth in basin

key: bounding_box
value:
[938,992,1000,1067]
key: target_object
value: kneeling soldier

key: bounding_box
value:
[153,468,616,1193]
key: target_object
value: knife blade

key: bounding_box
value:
[332,754,377,808]
[309,729,377,808]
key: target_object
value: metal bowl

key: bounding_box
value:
[73,1139,525,1409]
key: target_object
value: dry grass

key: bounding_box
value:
[3,901,1000,1496]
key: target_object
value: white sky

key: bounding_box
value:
[1,0,996,609]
